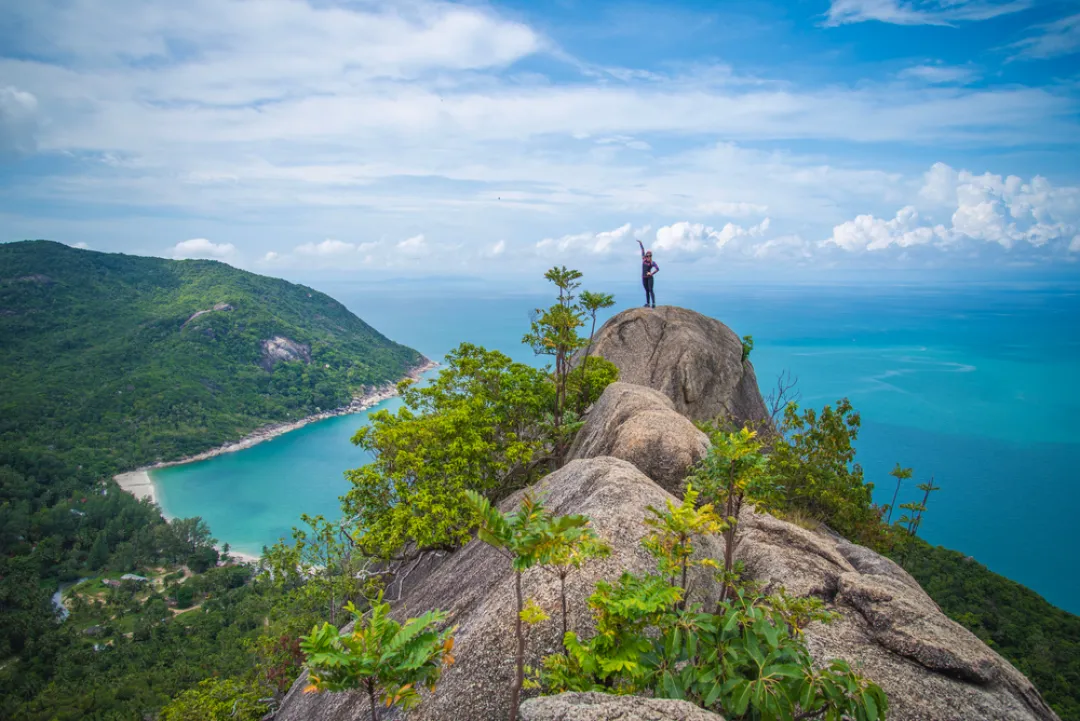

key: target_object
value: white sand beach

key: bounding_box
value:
[114,470,156,504]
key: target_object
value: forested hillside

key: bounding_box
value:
[0,240,423,474]
[0,240,424,719]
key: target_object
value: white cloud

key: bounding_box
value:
[828,163,1080,253]
[0,86,39,153]
[170,238,237,260]
[484,239,506,257]
[396,234,428,257]
[751,235,813,260]
[295,238,363,257]
[536,223,643,257]
[259,233,447,270]
[1010,12,1080,60]
[825,0,1030,26]
[72,241,89,249]
[898,64,976,84]
[1069,236,1080,253]
[826,206,945,251]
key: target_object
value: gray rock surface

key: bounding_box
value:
[275,457,726,721]
[520,692,725,721]
[737,508,1059,721]
[566,382,709,493]
[276,458,1058,721]
[259,336,311,370]
[587,307,768,425]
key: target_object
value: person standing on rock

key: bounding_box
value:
[637,239,659,308]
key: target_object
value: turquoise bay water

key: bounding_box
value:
[153,281,1080,613]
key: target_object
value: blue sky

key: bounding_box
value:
[1,0,1078,282]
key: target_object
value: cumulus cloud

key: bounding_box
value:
[536,223,644,256]
[170,238,238,260]
[1010,12,1080,60]
[396,234,427,257]
[0,86,40,154]
[824,0,1030,26]
[72,241,89,249]
[651,218,772,257]
[825,207,946,251]
[1070,236,1080,253]
[483,239,506,257]
[828,163,1080,254]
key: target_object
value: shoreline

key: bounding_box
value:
[113,357,439,527]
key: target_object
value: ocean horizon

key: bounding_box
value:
[152,280,1080,614]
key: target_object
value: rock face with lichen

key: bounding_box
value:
[586,306,769,425]
[275,456,728,721]
[259,336,311,370]
[566,381,709,494]
[520,692,726,721]
[274,306,1058,721]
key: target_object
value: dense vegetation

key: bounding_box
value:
[901,541,1080,721]
[0,240,422,474]
[0,240,424,719]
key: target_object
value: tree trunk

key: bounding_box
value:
[510,570,525,721]
[368,680,379,721]
[578,314,598,409]
[559,572,569,651]
[887,479,901,525]
[719,465,738,606]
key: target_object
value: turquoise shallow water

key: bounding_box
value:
[153,281,1080,613]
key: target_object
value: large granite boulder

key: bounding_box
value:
[587,307,768,425]
[521,692,725,721]
[566,382,709,493]
[276,456,1058,721]
[275,457,725,721]
[737,509,1059,721]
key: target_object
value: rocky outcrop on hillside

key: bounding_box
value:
[183,302,234,327]
[259,336,311,370]
[587,307,769,425]
[520,692,725,721]
[275,305,1058,721]
[566,382,708,493]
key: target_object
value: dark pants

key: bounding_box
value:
[642,275,655,306]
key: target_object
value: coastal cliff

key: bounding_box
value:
[276,306,1058,721]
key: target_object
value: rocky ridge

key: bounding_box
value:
[275,307,1058,721]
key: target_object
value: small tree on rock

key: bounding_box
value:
[300,595,455,721]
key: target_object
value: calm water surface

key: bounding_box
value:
[153,281,1080,613]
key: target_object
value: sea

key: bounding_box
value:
[152,279,1080,614]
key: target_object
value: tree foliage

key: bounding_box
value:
[766,399,880,540]
[158,678,266,721]
[301,595,455,721]
[344,344,551,559]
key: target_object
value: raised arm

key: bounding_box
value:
[637,239,645,257]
